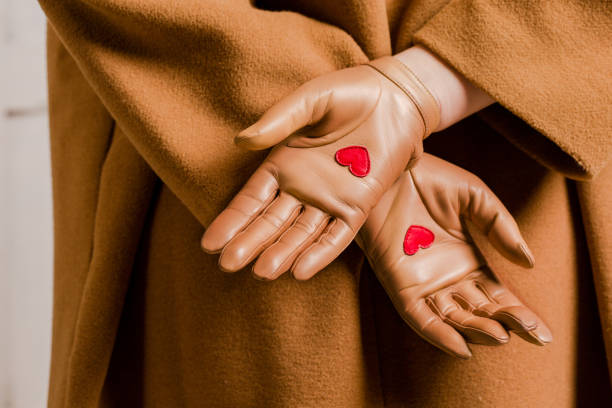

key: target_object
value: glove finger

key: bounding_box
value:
[252,206,329,280]
[201,167,278,253]
[235,82,327,150]
[508,312,553,346]
[219,192,302,272]
[451,275,495,311]
[290,218,355,280]
[434,300,510,346]
[465,180,535,269]
[474,274,552,345]
[426,287,510,346]
[396,295,472,359]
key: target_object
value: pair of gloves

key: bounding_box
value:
[201,56,551,358]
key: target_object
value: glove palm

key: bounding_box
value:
[358,154,551,358]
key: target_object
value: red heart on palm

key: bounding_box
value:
[403,225,434,255]
[335,146,370,177]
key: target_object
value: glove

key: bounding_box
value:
[201,57,440,280]
[357,153,552,358]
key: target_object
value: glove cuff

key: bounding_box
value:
[366,56,441,138]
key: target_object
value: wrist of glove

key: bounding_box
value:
[366,56,440,138]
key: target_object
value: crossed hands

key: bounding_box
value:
[201,57,551,357]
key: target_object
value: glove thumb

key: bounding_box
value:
[234,82,329,150]
[468,183,535,269]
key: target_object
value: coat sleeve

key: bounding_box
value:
[37,0,368,226]
[412,0,612,180]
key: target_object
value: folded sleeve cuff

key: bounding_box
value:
[413,0,612,180]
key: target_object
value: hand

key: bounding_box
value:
[357,153,552,358]
[201,57,439,280]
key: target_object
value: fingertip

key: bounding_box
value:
[252,257,285,282]
[531,323,553,345]
[236,121,281,150]
[472,322,510,346]
[251,257,283,281]
[290,260,320,281]
[420,319,473,359]
[218,249,248,273]
[290,250,313,281]
[202,218,239,254]
[442,340,472,359]
[291,267,312,282]
[217,261,241,274]
[519,242,535,268]
[251,267,274,281]
[492,305,538,331]
[234,133,263,150]
[491,235,535,269]
[237,122,259,139]
[447,331,473,359]
[497,329,511,344]
[201,233,223,254]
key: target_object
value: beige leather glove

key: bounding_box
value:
[357,153,552,358]
[201,57,440,280]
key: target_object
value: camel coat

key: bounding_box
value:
[39,0,612,406]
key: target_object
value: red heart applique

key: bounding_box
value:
[403,225,434,255]
[335,146,371,177]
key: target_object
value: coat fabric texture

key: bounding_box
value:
[39,0,612,406]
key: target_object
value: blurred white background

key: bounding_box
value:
[1,1,53,407]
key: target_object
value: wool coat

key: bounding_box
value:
[39,0,612,406]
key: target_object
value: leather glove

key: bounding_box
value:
[201,57,440,280]
[357,153,552,358]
